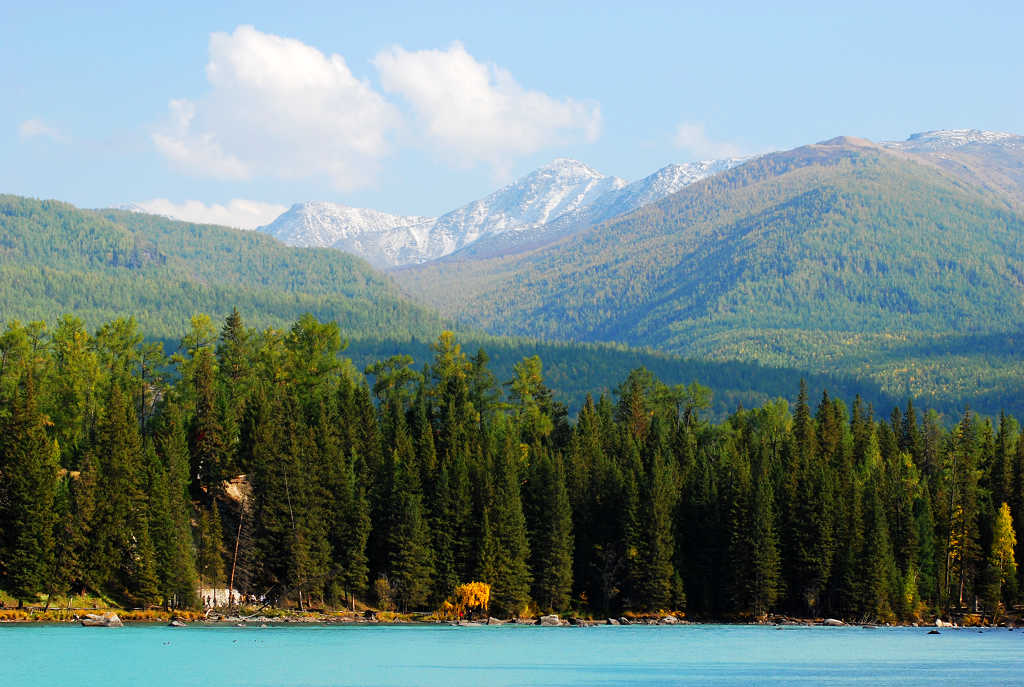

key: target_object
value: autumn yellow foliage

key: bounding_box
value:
[436,582,490,620]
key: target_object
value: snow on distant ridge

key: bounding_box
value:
[264,202,432,248]
[256,154,758,267]
[604,157,751,210]
[887,129,1022,151]
[257,158,627,267]
[443,156,753,261]
[539,157,751,237]
[419,158,626,259]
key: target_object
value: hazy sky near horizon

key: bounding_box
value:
[4,1,1023,227]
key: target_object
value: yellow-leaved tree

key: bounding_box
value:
[437,581,490,620]
[986,502,1017,611]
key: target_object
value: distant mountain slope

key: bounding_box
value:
[0,195,445,339]
[3,194,922,419]
[443,157,750,261]
[883,129,1024,208]
[393,137,1024,400]
[259,201,435,268]
[256,158,626,267]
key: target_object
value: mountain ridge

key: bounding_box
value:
[252,154,759,267]
[391,135,1024,403]
[129,128,1024,267]
[255,157,628,267]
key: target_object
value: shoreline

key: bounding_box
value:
[0,609,1009,630]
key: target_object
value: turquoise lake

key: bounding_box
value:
[2,623,1023,686]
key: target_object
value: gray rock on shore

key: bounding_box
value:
[81,613,122,627]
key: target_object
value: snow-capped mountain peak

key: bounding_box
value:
[262,202,433,249]
[256,156,750,266]
[535,157,605,178]
[617,157,752,207]
[440,155,754,261]
[401,160,626,262]
[254,160,626,267]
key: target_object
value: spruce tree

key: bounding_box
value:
[386,448,434,611]
[1,373,58,605]
[340,465,372,608]
[86,382,150,601]
[144,440,177,605]
[430,459,460,604]
[526,449,574,613]
[488,429,532,616]
[636,445,677,611]
[154,403,200,607]
[859,481,898,620]
[914,486,939,606]
[197,502,226,603]
[749,472,781,616]
[189,348,226,494]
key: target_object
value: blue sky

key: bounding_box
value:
[4,1,1023,227]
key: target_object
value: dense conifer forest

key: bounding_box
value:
[2,311,1021,621]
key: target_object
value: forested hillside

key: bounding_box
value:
[342,337,906,421]
[394,139,1024,407]
[2,193,919,420]
[0,195,445,339]
[1,312,1021,622]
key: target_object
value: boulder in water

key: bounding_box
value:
[822,618,844,626]
[660,615,679,625]
[539,614,563,627]
[81,613,123,628]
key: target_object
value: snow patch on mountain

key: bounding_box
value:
[886,129,1023,151]
[257,159,627,267]
[261,202,433,249]
[419,158,626,259]
[579,157,752,220]
[256,155,756,266]
[447,156,752,260]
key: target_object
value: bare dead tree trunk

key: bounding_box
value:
[229,498,245,605]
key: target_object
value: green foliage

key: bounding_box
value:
[0,195,444,340]
[0,373,58,604]
[394,144,1024,415]
[525,450,574,613]
[2,311,1023,621]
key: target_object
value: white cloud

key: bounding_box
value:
[374,41,601,167]
[132,198,287,230]
[671,122,745,160]
[18,119,69,143]
[152,100,249,180]
[153,25,400,190]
